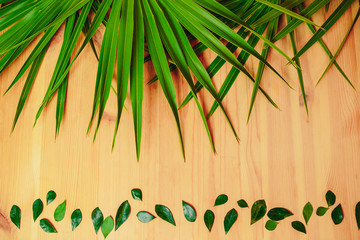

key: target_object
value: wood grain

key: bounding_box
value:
[1,1,360,239]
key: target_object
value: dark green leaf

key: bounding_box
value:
[316,207,328,216]
[155,204,176,226]
[355,202,360,230]
[46,190,56,205]
[71,209,82,231]
[303,202,313,225]
[115,200,131,230]
[32,199,43,222]
[265,220,278,231]
[291,221,306,234]
[224,208,238,234]
[182,201,196,222]
[251,200,267,225]
[267,207,293,221]
[101,216,114,239]
[54,200,66,222]
[10,205,21,229]
[91,207,103,234]
[326,191,336,207]
[40,219,57,233]
[137,211,156,223]
[237,199,248,208]
[214,194,228,206]
[204,210,215,232]
[331,204,344,225]
[131,189,142,201]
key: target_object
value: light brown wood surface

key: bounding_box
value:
[1,1,360,239]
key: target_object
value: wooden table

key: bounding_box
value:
[1,1,360,239]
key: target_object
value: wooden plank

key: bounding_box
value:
[0,1,360,239]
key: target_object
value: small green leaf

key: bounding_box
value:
[71,209,82,231]
[237,199,248,208]
[137,211,156,223]
[224,208,238,234]
[291,221,306,234]
[204,210,215,232]
[214,194,228,206]
[155,204,176,226]
[251,200,267,225]
[40,219,57,233]
[355,202,360,230]
[182,201,196,222]
[303,202,313,225]
[46,190,56,205]
[331,204,343,225]
[91,207,103,234]
[326,191,336,207]
[115,200,131,230]
[54,200,66,222]
[131,189,142,201]
[10,205,21,229]
[265,220,278,231]
[267,208,293,221]
[316,207,328,216]
[32,199,43,222]
[101,216,114,239]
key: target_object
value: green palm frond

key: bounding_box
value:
[0,0,358,160]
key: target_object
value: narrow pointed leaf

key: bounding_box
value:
[251,200,267,225]
[291,221,306,234]
[137,211,156,223]
[267,207,293,221]
[32,199,43,222]
[331,204,343,225]
[204,210,215,232]
[224,208,238,234]
[71,209,82,231]
[303,202,313,225]
[10,205,21,229]
[54,200,66,222]
[91,207,103,234]
[115,200,131,230]
[182,201,196,222]
[40,219,57,233]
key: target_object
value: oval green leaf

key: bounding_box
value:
[40,219,57,233]
[316,207,328,216]
[101,216,114,239]
[131,189,142,201]
[356,202,360,230]
[46,190,56,205]
[237,199,248,208]
[137,211,156,223]
[214,194,228,206]
[155,204,176,226]
[71,209,82,231]
[326,191,336,207]
[182,201,196,222]
[32,199,43,222]
[224,208,238,234]
[204,210,215,232]
[10,205,21,229]
[291,221,306,234]
[54,200,66,222]
[303,202,313,225]
[91,207,103,234]
[331,204,343,225]
[251,200,267,225]
[115,200,131,230]
[265,220,278,231]
[267,207,293,221]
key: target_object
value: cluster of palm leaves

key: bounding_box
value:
[0,0,358,160]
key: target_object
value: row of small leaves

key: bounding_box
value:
[9,190,355,238]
